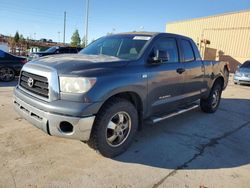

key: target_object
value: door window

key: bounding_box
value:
[152,38,179,63]
[59,48,69,53]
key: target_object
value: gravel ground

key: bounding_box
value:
[0,76,250,188]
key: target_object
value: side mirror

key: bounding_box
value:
[151,49,169,64]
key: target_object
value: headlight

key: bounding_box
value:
[59,77,96,93]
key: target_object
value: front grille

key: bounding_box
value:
[19,71,49,98]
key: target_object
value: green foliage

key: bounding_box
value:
[106,32,113,36]
[14,31,20,43]
[71,29,81,47]
[81,36,86,48]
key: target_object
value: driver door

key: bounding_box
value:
[146,37,185,115]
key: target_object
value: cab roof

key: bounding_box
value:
[112,31,192,40]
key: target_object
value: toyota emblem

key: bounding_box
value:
[27,77,34,87]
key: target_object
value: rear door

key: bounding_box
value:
[179,39,206,103]
[146,37,185,115]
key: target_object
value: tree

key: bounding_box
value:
[81,36,86,48]
[14,31,20,43]
[71,29,81,47]
[106,32,113,36]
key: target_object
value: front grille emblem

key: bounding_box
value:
[27,77,34,88]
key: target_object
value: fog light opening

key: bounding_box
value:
[59,121,73,134]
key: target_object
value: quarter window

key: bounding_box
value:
[181,40,195,62]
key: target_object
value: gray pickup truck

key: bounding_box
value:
[13,32,229,157]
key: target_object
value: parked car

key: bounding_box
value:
[13,32,229,157]
[0,50,27,82]
[29,46,83,60]
[39,38,47,43]
[234,60,250,85]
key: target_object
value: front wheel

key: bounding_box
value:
[88,98,138,158]
[0,67,15,82]
[200,82,222,113]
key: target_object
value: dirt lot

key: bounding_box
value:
[0,77,250,188]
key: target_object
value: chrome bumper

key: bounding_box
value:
[234,75,250,85]
[13,95,95,141]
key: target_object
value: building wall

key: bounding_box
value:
[166,10,250,72]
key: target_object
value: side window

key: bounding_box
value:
[70,48,77,53]
[0,50,6,58]
[152,38,179,63]
[59,48,69,53]
[181,40,195,62]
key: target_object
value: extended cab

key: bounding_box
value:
[13,32,229,157]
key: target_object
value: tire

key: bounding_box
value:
[224,69,229,87]
[0,67,15,82]
[88,97,138,158]
[200,82,222,113]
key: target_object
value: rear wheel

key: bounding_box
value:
[200,82,222,113]
[88,98,138,158]
[0,67,15,82]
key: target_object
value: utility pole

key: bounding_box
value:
[58,32,61,43]
[84,0,89,46]
[63,11,66,44]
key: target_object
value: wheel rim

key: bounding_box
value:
[106,111,132,147]
[211,89,220,108]
[0,68,15,81]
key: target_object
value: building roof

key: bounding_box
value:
[167,9,250,25]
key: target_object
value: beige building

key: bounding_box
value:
[166,10,250,72]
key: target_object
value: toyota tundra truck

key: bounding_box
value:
[13,32,229,157]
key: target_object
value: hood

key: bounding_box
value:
[31,52,53,56]
[28,54,129,75]
[239,67,250,73]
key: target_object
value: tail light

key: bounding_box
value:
[21,59,27,64]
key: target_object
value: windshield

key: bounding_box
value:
[241,61,250,68]
[80,35,151,60]
[45,46,59,53]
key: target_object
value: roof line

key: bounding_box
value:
[167,9,250,25]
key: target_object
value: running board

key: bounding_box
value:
[150,104,199,124]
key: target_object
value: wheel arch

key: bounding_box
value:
[98,91,144,130]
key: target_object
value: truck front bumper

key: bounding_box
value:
[13,87,97,141]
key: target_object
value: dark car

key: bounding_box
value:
[29,46,83,60]
[0,50,27,82]
[234,60,250,85]
[14,32,229,157]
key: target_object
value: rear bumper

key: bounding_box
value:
[13,87,97,141]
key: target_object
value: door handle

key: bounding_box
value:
[176,68,186,74]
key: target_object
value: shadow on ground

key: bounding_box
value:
[115,98,250,170]
[0,78,18,87]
